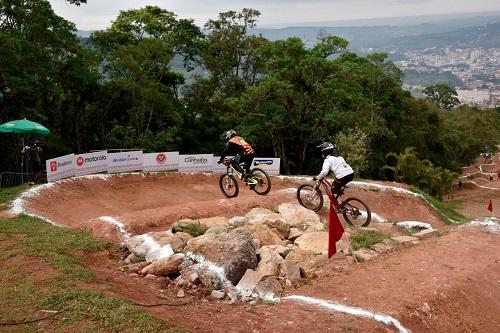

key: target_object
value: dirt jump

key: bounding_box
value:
[9,153,500,333]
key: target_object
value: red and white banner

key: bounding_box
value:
[251,158,281,175]
[143,152,179,172]
[75,151,108,176]
[46,153,75,182]
[178,154,213,173]
[107,151,143,173]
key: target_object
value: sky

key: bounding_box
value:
[49,0,500,30]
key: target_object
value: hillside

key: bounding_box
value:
[386,21,500,50]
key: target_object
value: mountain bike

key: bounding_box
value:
[297,178,371,227]
[219,157,271,198]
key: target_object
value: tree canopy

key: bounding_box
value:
[1,2,499,199]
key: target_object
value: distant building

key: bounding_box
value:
[457,89,490,108]
[490,88,500,108]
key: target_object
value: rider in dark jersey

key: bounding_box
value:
[217,129,255,179]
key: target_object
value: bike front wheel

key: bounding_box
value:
[341,197,371,227]
[219,174,239,198]
[248,168,271,195]
[296,184,324,212]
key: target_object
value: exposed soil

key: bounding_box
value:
[10,152,500,333]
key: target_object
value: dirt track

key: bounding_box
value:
[14,163,500,333]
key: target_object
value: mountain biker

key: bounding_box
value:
[313,142,354,194]
[217,129,255,179]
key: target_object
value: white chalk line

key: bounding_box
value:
[465,181,499,191]
[285,295,410,333]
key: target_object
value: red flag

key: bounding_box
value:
[328,200,344,258]
[487,200,493,212]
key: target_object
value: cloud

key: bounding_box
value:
[49,0,500,30]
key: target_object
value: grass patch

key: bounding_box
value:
[0,215,109,282]
[410,187,468,224]
[0,215,184,332]
[0,185,27,210]
[176,224,207,238]
[350,229,388,251]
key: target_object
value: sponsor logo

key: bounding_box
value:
[112,155,139,163]
[76,157,84,166]
[156,153,167,165]
[254,159,274,166]
[51,160,72,172]
[184,156,208,164]
[85,155,106,163]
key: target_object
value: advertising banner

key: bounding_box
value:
[143,152,179,172]
[46,153,75,182]
[107,151,143,173]
[212,156,233,174]
[178,154,213,173]
[75,151,108,176]
[252,157,281,175]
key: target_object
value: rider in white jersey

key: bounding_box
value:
[313,142,354,193]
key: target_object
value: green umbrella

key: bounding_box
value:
[0,119,50,136]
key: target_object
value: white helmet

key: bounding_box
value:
[225,129,237,140]
[317,142,334,158]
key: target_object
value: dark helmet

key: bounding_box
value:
[317,142,334,158]
[224,129,237,140]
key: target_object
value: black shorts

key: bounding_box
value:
[333,173,354,193]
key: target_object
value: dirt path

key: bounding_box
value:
[22,174,448,241]
[88,226,500,333]
[13,169,500,332]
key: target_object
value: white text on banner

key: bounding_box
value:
[46,153,75,182]
[178,154,213,173]
[107,151,143,173]
[143,152,179,172]
[75,151,108,176]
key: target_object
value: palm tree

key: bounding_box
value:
[384,147,419,184]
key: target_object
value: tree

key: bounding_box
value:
[228,36,348,174]
[384,147,421,184]
[333,127,370,176]
[0,0,98,169]
[423,84,460,109]
[91,6,203,149]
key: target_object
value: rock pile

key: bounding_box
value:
[121,203,350,303]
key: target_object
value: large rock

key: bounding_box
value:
[145,244,174,263]
[282,261,301,282]
[236,269,262,294]
[256,247,284,277]
[278,203,321,227]
[245,208,279,222]
[285,247,317,264]
[148,232,187,253]
[294,232,329,255]
[184,229,258,285]
[245,208,290,239]
[256,276,283,297]
[127,234,161,257]
[259,244,290,258]
[236,224,285,247]
[198,216,229,229]
[141,254,185,276]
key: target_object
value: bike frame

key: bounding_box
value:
[223,158,258,185]
[315,178,343,208]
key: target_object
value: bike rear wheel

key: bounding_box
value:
[341,197,371,227]
[248,168,271,195]
[296,184,324,212]
[219,174,239,198]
